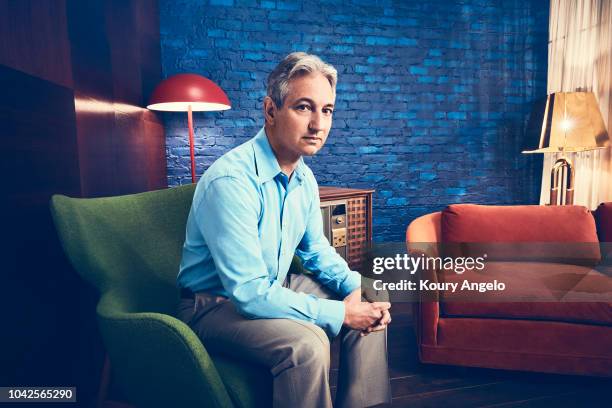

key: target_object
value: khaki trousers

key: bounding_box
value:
[177,272,391,408]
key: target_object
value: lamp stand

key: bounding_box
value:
[550,157,574,205]
[187,105,197,184]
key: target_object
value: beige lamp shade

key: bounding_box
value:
[523,91,609,154]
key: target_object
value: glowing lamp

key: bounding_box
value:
[523,92,609,205]
[148,74,231,183]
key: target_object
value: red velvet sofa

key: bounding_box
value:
[406,203,612,377]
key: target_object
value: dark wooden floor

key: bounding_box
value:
[330,308,611,407]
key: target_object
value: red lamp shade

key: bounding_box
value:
[147,73,231,112]
[147,73,230,184]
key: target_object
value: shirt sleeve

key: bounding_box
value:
[195,174,346,337]
[296,182,362,298]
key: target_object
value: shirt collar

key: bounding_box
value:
[252,128,307,184]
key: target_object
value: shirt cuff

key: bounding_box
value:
[339,270,362,298]
[315,298,345,337]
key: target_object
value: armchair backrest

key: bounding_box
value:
[50,184,196,315]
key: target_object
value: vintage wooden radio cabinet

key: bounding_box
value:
[318,186,374,271]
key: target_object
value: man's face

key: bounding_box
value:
[266,72,335,162]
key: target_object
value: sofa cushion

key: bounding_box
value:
[441,204,601,264]
[561,267,612,303]
[439,261,612,325]
[433,318,612,376]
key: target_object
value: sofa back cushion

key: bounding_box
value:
[441,204,600,264]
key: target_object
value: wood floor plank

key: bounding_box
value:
[479,389,610,408]
[390,377,611,408]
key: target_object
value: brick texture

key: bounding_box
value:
[159,0,548,241]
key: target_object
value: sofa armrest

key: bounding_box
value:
[96,290,234,408]
[407,213,442,346]
[413,301,439,346]
[406,212,442,252]
[412,260,440,346]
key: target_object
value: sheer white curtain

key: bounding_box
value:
[541,0,612,208]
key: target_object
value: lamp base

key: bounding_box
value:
[549,157,575,205]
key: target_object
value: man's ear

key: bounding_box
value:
[263,96,277,126]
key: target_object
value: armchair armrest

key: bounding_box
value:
[96,290,233,408]
[406,213,442,347]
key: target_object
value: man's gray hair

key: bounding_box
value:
[267,52,338,108]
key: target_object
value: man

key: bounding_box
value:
[177,52,391,408]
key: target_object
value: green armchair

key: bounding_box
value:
[50,185,271,408]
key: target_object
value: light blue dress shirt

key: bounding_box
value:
[178,128,361,336]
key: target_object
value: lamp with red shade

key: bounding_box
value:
[148,73,231,183]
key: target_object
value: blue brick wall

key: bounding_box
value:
[159,0,548,242]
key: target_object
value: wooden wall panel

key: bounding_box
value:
[0,0,166,404]
[74,94,117,197]
[107,0,143,106]
[0,0,73,88]
[66,0,166,196]
[113,110,148,194]
[136,0,164,104]
[143,113,168,191]
[0,64,81,201]
[0,65,81,389]
[66,1,114,101]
